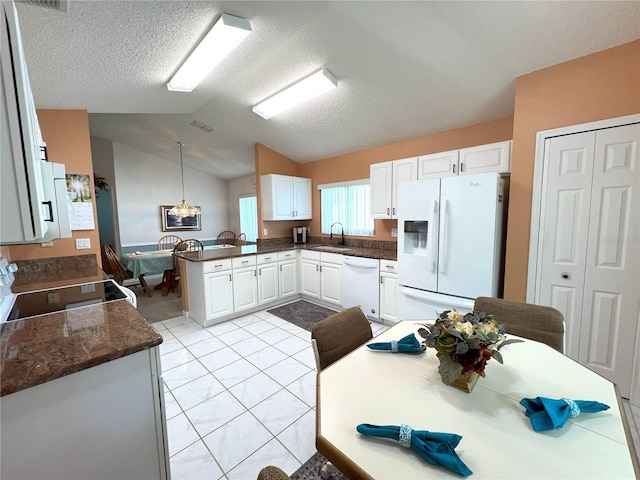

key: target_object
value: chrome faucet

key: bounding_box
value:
[330,222,345,245]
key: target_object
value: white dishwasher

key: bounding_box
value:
[342,256,380,320]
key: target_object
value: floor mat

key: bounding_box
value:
[291,451,347,480]
[267,300,338,332]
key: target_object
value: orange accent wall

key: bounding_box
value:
[255,143,309,238]
[504,40,640,301]
[296,117,514,241]
[5,110,101,264]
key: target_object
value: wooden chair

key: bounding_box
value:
[101,243,152,297]
[474,297,565,353]
[235,232,247,246]
[162,239,204,297]
[216,230,236,245]
[311,306,373,371]
[158,235,183,251]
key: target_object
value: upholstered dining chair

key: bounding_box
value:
[162,239,204,297]
[235,232,247,246]
[158,234,183,251]
[311,306,373,371]
[257,466,291,480]
[216,230,236,245]
[473,297,565,353]
[101,243,152,297]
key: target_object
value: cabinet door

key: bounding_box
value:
[391,157,417,218]
[418,150,459,179]
[204,271,234,320]
[380,272,398,323]
[292,177,312,219]
[233,267,258,312]
[370,162,392,219]
[258,262,278,305]
[300,259,320,298]
[459,141,511,175]
[272,175,295,219]
[279,260,297,299]
[320,262,342,306]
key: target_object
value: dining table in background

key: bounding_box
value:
[316,320,639,479]
[121,250,174,292]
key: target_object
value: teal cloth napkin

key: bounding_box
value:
[356,423,472,477]
[519,396,610,431]
[367,333,425,353]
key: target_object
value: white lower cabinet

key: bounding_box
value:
[257,260,278,305]
[0,348,169,480]
[299,250,342,307]
[379,259,398,323]
[320,253,342,306]
[278,250,298,299]
[204,269,234,320]
[232,256,258,313]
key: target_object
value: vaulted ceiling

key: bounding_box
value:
[15,1,640,179]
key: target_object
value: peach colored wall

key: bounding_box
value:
[6,110,101,265]
[297,117,514,241]
[255,143,309,239]
[504,40,640,301]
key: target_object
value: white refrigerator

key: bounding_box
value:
[396,172,505,320]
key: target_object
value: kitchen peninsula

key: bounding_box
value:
[0,265,170,480]
[176,241,396,327]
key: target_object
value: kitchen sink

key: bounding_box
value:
[310,245,353,253]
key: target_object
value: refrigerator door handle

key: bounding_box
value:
[431,200,439,273]
[439,200,448,274]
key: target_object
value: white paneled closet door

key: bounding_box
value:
[537,123,639,398]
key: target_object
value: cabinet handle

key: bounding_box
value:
[255,269,258,276]
[316,265,319,272]
[386,265,394,270]
[392,207,396,216]
[42,201,54,222]
[242,260,249,264]
[453,164,457,174]
[265,257,272,261]
[380,277,384,284]
[40,145,48,161]
[228,274,232,281]
[460,162,464,172]
[280,265,282,271]
[387,208,390,215]
[215,264,223,268]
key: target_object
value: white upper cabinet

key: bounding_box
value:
[261,174,312,221]
[418,141,511,179]
[370,157,417,219]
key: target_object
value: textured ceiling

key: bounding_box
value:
[15,1,640,180]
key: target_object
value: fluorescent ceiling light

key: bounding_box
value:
[253,68,338,119]
[167,13,251,92]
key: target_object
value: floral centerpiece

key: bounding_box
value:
[418,310,516,391]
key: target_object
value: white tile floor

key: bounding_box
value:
[154,307,389,480]
[155,308,640,480]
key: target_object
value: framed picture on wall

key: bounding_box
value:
[161,205,201,231]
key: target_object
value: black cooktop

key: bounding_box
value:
[7,280,127,322]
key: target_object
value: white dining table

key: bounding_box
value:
[317,320,639,479]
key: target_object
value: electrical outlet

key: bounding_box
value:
[75,238,91,249]
[47,292,60,304]
[263,228,268,236]
[41,241,54,247]
[391,228,397,237]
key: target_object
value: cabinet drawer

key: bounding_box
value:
[232,255,256,269]
[380,259,397,274]
[320,252,343,264]
[257,253,277,265]
[202,258,232,273]
[277,250,297,261]
[300,249,320,261]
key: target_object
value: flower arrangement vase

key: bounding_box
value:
[449,371,480,393]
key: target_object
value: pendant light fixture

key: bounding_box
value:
[169,141,201,218]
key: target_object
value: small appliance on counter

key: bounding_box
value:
[293,226,308,245]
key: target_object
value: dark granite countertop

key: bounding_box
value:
[175,243,397,262]
[0,299,162,397]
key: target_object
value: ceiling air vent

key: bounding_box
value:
[190,120,214,133]
[18,0,68,12]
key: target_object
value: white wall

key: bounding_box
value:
[227,175,256,234]
[112,142,229,246]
